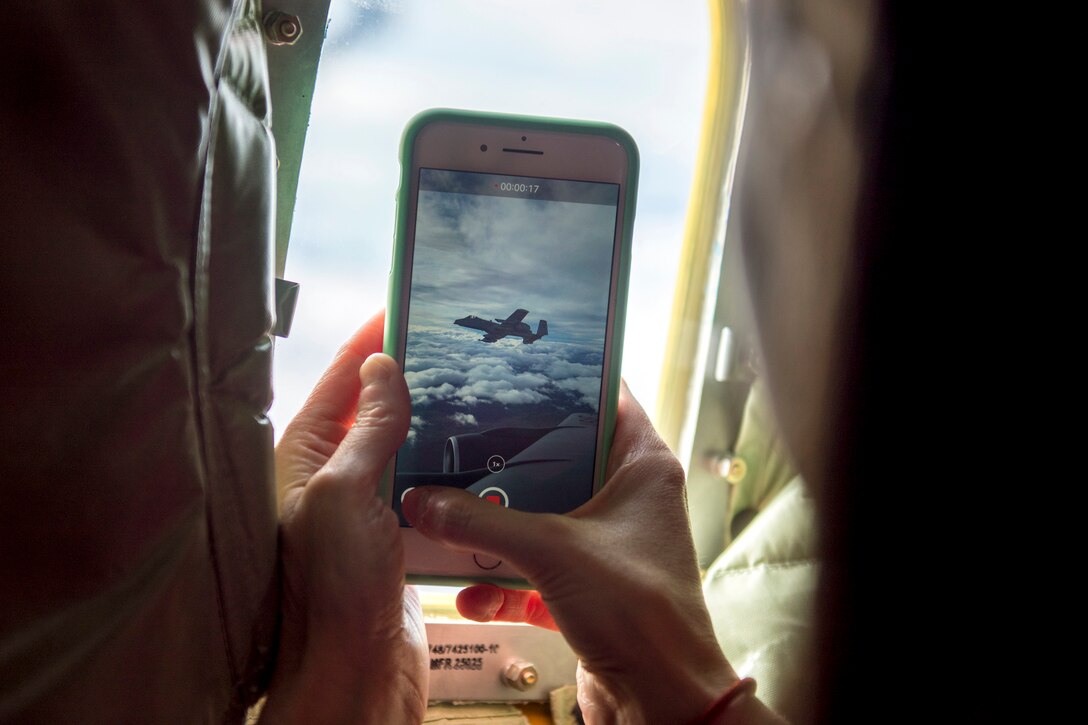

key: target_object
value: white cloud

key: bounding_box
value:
[410,381,457,406]
[405,367,467,389]
[543,359,600,379]
[454,379,547,406]
[556,376,604,406]
[401,326,608,413]
[491,388,549,406]
[450,412,478,426]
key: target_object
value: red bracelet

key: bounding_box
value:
[691,677,758,725]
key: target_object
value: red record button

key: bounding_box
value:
[477,486,509,507]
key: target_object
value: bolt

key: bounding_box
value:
[263,11,303,46]
[502,660,539,691]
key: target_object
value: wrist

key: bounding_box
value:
[637,609,738,723]
[260,646,362,723]
[603,642,736,725]
[260,635,421,724]
[690,677,791,725]
[687,677,756,725]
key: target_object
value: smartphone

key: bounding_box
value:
[383,109,638,584]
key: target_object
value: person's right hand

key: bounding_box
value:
[262,314,427,724]
[402,384,737,725]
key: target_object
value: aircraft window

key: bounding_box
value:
[649,0,754,565]
[270,0,710,435]
[268,0,717,639]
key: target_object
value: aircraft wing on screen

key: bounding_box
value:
[502,308,529,325]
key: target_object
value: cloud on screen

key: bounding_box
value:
[405,327,602,408]
[400,326,604,455]
[408,190,617,347]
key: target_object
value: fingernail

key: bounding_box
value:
[360,353,393,388]
[401,487,428,528]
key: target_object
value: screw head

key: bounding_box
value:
[263,11,303,45]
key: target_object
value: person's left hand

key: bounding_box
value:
[261,311,427,723]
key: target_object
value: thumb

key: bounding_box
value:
[402,487,560,579]
[319,353,410,494]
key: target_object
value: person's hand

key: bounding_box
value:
[261,312,427,723]
[402,384,736,725]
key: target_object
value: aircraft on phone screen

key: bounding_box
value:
[454,308,548,344]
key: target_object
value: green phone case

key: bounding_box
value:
[382,108,639,588]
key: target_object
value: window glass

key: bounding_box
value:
[271,0,708,439]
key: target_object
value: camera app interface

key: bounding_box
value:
[394,168,620,522]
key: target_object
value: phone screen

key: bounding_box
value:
[392,168,620,522]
